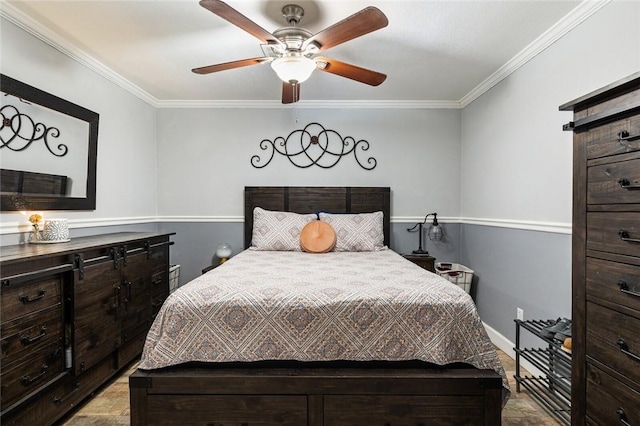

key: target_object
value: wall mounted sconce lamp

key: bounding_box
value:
[407,213,442,255]
[216,243,232,264]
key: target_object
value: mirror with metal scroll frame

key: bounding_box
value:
[1,74,99,211]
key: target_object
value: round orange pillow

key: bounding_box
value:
[300,221,336,253]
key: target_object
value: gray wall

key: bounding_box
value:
[155,107,462,219]
[460,224,571,347]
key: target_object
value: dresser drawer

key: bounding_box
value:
[587,114,640,159]
[117,330,146,368]
[587,212,640,257]
[2,352,116,426]
[588,156,640,204]
[586,363,639,426]
[324,395,484,425]
[1,343,65,410]
[586,257,640,312]
[150,270,169,300]
[1,276,63,323]
[121,305,151,344]
[1,305,63,370]
[146,395,307,425]
[586,302,640,386]
[149,243,169,274]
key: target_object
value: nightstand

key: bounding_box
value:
[403,254,436,272]
[202,263,219,274]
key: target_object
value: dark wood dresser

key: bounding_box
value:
[560,72,640,426]
[0,232,173,425]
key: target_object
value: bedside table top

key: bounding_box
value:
[202,263,219,274]
[403,253,435,259]
[402,253,436,272]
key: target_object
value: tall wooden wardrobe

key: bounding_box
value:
[560,72,640,425]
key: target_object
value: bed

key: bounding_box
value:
[130,186,508,425]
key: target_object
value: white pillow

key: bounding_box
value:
[251,207,317,251]
[319,212,385,252]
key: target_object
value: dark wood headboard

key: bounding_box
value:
[244,186,391,249]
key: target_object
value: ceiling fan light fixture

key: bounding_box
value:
[271,56,316,84]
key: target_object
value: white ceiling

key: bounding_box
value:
[3,0,587,106]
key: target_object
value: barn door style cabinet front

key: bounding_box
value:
[0,232,173,426]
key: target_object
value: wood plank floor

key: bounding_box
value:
[57,348,562,425]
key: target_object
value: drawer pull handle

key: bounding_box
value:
[121,245,128,266]
[19,290,46,304]
[21,364,48,386]
[619,230,640,244]
[617,407,632,426]
[124,280,132,303]
[616,338,640,363]
[619,280,640,298]
[618,130,640,142]
[152,277,163,286]
[53,382,80,405]
[618,178,640,190]
[113,285,121,309]
[20,326,47,345]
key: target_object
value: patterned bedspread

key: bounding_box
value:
[140,249,509,399]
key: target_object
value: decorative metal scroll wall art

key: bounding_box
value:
[251,122,377,170]
[1,99,68,157]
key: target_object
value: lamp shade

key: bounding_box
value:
[271,56,316,83]
[428,213,442,241]
[216,243,232,261]
[428,223,443,241]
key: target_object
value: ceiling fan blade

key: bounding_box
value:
[282,82,301,104]
[192,57,270,74]
[315,57,386,86]
[303,6,388,52]
[199,0,282,46]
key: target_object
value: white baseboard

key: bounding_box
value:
[483,321,544,378]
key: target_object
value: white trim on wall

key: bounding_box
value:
[1,216,571,235]
[155,100,462,109]
[459,0,611,107]
[160,216,244,223]
[0,2,157,106]
[459,217,571,235]
[0,0,610,110]
[158,215,571,234]
[0,216,157,234]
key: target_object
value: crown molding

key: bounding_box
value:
[0,1,159,107]
[155,99,462,109]
[459,0,611,108]
[1,0,610,110]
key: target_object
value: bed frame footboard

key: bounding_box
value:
[130,366,502,425]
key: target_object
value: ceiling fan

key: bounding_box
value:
[192,0,388,104]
